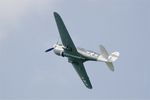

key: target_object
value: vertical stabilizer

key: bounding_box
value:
[98,45,119,71]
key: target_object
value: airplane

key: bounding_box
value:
[45,12,120,89]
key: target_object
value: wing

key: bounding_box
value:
[71,61,92,89]
[54,12,78,55]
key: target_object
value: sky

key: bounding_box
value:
[0,0,150,99]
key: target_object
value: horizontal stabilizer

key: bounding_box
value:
[98,45,120,71]
[105,62,114,71]
[100,45,109,58]
[99,45,120,62]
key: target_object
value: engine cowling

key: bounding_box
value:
[53,47,64,57]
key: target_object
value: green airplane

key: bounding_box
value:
[45,12,120,89]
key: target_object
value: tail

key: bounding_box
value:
[97,45,120,71]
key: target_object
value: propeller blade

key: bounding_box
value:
[45,48,54,52]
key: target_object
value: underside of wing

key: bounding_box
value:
[54,12,78,55]
[71,61,92,89]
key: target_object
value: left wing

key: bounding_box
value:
[54,12,78,55]
[54,12,92,88]
[71,61,92,89]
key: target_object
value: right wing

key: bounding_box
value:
[54,12,79,55]
[71,61,92,89]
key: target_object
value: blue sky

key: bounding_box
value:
[0,0,149,99]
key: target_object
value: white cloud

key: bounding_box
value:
[0,0,56,21]
[0,0,58,42]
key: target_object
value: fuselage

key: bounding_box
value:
[53,43,102,62]
[77,48,99,61]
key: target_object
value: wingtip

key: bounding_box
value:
[53,11,57,14]
[111,69,115,72]
[88,86,93,89]
[53,12,59,16]
[86,84,93,89]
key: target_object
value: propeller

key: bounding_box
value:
[45,47,54,52]
[45,41,58,52]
